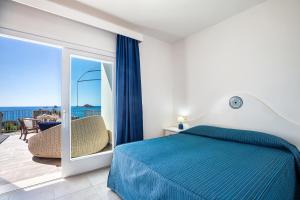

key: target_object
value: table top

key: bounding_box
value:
[164,127,185,132]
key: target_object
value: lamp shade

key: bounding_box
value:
[177,116,185,123]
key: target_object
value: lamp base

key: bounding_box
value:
[178,123,184,130]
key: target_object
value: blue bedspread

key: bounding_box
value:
[108,126,300,200]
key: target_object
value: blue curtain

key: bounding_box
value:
[116,35,143,145]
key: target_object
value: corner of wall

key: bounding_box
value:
[170,39,188,121]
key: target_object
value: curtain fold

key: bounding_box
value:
[116,35,143,145]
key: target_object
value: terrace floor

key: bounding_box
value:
[0,132,61,194]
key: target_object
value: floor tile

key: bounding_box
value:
[0,133,61,192]
[86,168,110,186]
[8,185,54,200]
[52,174,92,198]
[96,185,121,200]
[0,193,10,200]
[0,167,120,200]
[55,187,101,200]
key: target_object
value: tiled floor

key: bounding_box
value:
[0,133,61,188]
[0,168,121,200]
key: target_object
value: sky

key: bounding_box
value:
[0,36,101,107]
[71,57,101,107]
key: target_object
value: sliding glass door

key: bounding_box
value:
[62,48,114,176]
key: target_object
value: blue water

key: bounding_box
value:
[0,106,101,121]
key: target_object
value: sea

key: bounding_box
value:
[0,106,101,121]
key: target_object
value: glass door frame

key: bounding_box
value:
[0,27,116,179]
[61,47,115,177]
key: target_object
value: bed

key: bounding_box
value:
[108,94,300,200]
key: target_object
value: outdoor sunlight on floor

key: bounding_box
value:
[0,132,61,194]
[0,167,120,200]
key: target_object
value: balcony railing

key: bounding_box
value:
[0,109,57,133]
[71,109,101,119]
[0,108,101,133]
[1,110,35,121]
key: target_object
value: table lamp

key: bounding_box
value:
[177,116,185,130]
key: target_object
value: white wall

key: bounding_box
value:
[0,0,116,52]
[2,0,298,140]
[139,35,174,138]
[0,0,175,138]
[173,0,300,124]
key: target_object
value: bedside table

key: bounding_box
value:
[163,127,184,136]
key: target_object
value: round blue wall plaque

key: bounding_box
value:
[229,96,243,109]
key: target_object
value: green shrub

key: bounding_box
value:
[3,121,18,132]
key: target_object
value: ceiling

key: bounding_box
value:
[70,0,266,42]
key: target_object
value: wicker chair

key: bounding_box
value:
[28,116,110,158]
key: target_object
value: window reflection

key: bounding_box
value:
[70,56,113,158]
